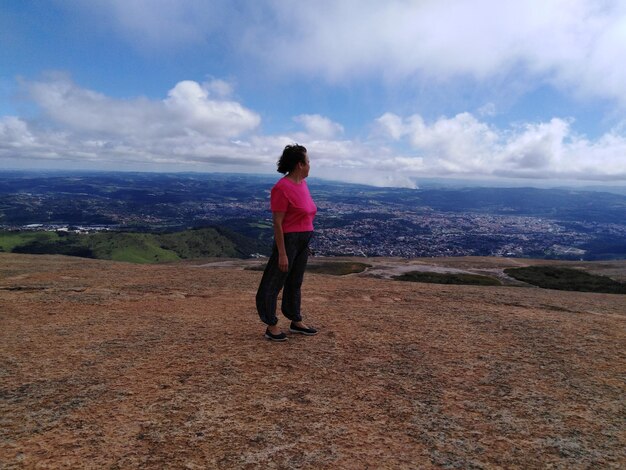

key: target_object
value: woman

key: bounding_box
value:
[256,144,318,341]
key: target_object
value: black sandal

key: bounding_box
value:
[264,328,288,341]
[289,322,318,336]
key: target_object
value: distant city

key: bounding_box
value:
[1,171,625,261]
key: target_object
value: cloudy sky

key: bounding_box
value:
[1,0,625,187]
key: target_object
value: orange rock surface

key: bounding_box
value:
[1,253,625,468]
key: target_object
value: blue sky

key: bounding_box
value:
[1,0,625,187]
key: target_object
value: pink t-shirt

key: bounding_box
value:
[270,177,317,233]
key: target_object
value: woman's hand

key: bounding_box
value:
[278,253,289,272]
[273,212,289,272]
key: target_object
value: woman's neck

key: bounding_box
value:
[286,172,304,184]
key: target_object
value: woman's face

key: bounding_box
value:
[300,153,310,178]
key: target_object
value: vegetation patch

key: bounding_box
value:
[0,231,61,253]
[157,228,239,259]
[306,262,371,276]
[504,266,626,294]
[0,227,267,264]
[89,232,181,263]
[394,271,501,286]
[243,264,265,271]
[246,261,371,275]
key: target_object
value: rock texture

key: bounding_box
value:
[1,253,625,468]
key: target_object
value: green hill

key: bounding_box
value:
[0,231,61,253]
[88,232,181,263]
[1,227,269,263]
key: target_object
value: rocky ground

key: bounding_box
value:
[1,253,625,468]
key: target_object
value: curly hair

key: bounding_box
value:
[277,144,307,174]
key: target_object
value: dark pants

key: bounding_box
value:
[256,231,313,326]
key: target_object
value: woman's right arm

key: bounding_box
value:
[273,211,289,272]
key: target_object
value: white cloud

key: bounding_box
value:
[69,0,232,50]
[62,1,626,109]
[3,76,626,185]
[294,114,344,140]
[164,80,260,137]
[25,74,260,140]
[26,73,164,137]
[302,139,419,188]
[0,116,36,147]
[198,0,624,109]
[1,75,264,169]
[478,103,497,117]
[501,119,571,170]
[374,112,626,181]
[202,79,233,98]
[375,113,406,141]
